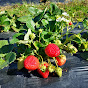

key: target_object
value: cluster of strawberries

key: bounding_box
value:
[24,43,66,78]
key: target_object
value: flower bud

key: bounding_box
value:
[29,33,36,40]
[39,29,43,33]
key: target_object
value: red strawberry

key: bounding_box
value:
[37,62,49,78]
[69,21,72,25]
[45,43,60,57]
[24,55,39,71]
[56,55,66,66]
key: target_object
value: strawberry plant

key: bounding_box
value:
[0,3,88,78]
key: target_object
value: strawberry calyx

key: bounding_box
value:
[58,55,66,60]
[48,64,56,73]
[38,62,49,72]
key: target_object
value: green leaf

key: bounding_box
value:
[34,12,44,22]
[0,52,16,69]
[72,34,82,44]
[49,21,56,31]
[17,15,31,23]
[13,33,24,38]
[4,25,10,32]
[49,3,63,15]
[28,7,42,15]
[0,54,6,57]
[0,40,8,48]
[0,57,5,66]
[33,41,43,50]
[0,44,14,54]
[3,21,10,26]
[41,19,49,27]
[0,16,10,24]
[26,19,35,32]
[10,38,19,44]
[41,31,48,38]
[83,18,88,30]
[5,52,16,61]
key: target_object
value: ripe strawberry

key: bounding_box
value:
[55,67,62,77]
[56,55,66,66]
[24,55,39,71]
[69,21,72,25]
[37,62,49,78]
[45,43,60,57]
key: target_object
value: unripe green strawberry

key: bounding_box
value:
[48,64,55,73]
[54,40,62,46]
[65,44,78,54]
[17,56,25,70]
[78,42,88,51]
[55,67,62,77]
[29,33,36,40]
[83,43,88,49]
[39,29,43,33]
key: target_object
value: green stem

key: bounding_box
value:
[47,56,51,65]
[66,25,69,39]
[39,33,40,42]
[63,22,79,45]
[56,22,57,32]
[63,35,73,45]
[69,22,79,33]
[53,57,58,67]
[49,27,50,32]
[78,28,85,34]
[34,50,43,62]
[60,32,74,39]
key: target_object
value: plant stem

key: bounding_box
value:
[69,22,79,33]
[56,22,57,32]
[53,57,58,67]
[47,56,51,65]
[78,28,85,34]
[34,50,43,62]
[39,33,40,42]
[63,35,74,45]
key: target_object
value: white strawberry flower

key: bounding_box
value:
[56,17,62,22]
[60,17,66,21]
[56,16,70,24]
[65,19,70,23]
[62,12,69,16]
[56,17,66,22]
